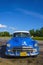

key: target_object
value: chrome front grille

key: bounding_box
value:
[12,47,33,52]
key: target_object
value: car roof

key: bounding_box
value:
[14,31,29,33]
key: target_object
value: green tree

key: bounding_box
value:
[0,31,10,37]
[29,29,35,36]
[35,30,40,37]
[39,27,43,37]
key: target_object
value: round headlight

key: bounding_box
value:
[7,44,10,47]
[8,50,11,52]
[35,43,38,47]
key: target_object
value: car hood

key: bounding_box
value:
[7,37,36,48]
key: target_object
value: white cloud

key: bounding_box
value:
[0,24,16,33]
[9,27,16,30]
[0,24,7,28]
[16,8,43,19]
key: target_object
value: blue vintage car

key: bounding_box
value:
[5,31,39,56]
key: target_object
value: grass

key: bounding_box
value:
[0,37,11,41]
[33,37,43,40]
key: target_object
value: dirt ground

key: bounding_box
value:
[0,39,43,65]
[0,55,43,65]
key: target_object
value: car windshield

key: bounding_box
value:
[13,32,30,37]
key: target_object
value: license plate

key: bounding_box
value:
[20,52,27,56]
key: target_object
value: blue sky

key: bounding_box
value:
[0,0,43,33]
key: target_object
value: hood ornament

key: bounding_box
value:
[22,41,27,46]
